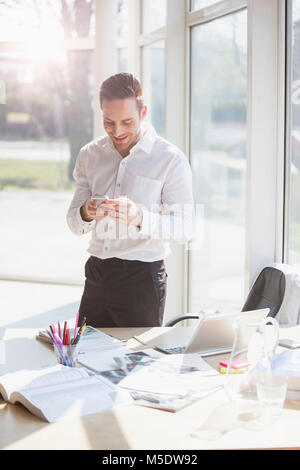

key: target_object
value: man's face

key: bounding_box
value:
[102,97,146,155]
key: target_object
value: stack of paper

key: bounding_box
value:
[117,353,224,411]
[271,349,300,399]
[79,348,224,412]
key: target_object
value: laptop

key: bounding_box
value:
[153,309,270,357]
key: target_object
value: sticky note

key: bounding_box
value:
[219,367,245,374]
[219,359,250,370]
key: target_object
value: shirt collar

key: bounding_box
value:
[134,122,157,155]
[101,122,157,155]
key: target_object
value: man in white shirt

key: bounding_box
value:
[67,73,194,327]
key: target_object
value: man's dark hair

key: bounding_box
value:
[99,73,144,113]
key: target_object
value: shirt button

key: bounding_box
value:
[117,183,121,187]
[104,247,108,251]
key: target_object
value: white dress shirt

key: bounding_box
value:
[66,124,194,262]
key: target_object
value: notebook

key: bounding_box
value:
[0,365,133,422]
[36,325,124,353]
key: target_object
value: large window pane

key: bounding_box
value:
[287,0,300,263]
[189,10,247,313]
[117,0,129,72]
[141,0,166,34]
[0,40,94,282]
[142,41,165,136]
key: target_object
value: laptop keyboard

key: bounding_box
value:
[161,346,186,354]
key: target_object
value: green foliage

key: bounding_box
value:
[0,158,74,191]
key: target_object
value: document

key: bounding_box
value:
[118,356,223,396]
[111,353,224,411]
[79,348,223,412]
[78,347,164,375]
[271,349,300,399]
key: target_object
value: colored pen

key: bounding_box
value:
[80,316,87,329]
[66,328,71,346]
[74,322,86,345]
[47,329,55,342]
[73,316,86,344]
[80,324,86,339]
[63,321,67,345]
[78,323,86,340]
[50,326,63,345]
[54,333,63,345]
[73,311,79,343]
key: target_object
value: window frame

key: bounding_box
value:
[283,0,297,263]
[0,0,290,315]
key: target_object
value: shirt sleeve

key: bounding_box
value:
[136,153,195,243]
[66,149,96,236]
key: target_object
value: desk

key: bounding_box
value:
[1,326,300,450]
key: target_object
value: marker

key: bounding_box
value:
[63,321,67,345]
[73,311,79,343]
[74,321,86,344]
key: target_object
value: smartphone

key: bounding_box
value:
[278,338,300,349]
[91,195,109,206]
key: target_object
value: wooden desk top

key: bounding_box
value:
[1,326,300,450]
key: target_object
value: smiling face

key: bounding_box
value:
[102,97,147,157]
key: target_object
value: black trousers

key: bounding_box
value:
[78,256,167,327]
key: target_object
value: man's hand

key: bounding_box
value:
[80,194,109,222]
[102,196,143,228]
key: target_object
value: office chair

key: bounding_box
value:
[164,266,286,327]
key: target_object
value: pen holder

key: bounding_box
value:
[53,343,78,367]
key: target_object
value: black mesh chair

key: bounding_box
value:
[164,266,286,327]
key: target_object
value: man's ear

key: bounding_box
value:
[141,105,147,120]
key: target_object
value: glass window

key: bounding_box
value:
[117,0,128,72]
[142,41,165,136]
[0,18,94,283]
[189,10,247,313]
[287,0,300,263]
[141,0,167,34]
[117,48,129,73]
[117,0,128,39]
[190,0,219,11]
[0,0,95,41]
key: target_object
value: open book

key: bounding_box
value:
[0,365,133,422]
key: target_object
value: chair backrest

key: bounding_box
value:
[242,266,286,319]
[271,263,300,325]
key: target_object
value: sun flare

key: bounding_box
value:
[23,23,65,65]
